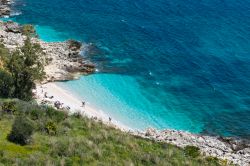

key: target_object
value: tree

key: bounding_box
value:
[0,43,14,98]
[8,116,35,145]
[0,69,14,98]
[0,25,45,100]
[5,37,45,100]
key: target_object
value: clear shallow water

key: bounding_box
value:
[9,0,250,137]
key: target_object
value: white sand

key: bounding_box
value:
[35,82,130,131]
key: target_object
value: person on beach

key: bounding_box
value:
[44,92,48,98]
[82,101,85,107]
[109,117,112,122]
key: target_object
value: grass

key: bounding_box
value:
[0,99,226,165]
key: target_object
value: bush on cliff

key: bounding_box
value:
[21,24,37,37]
[8,116,35,145]
[0,69,14,98]
[45,121,57,135]
[184,145,200,158]
[1,101,17,114]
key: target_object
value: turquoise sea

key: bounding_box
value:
[7,0,250,138]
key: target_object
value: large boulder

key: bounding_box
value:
[4,21,21,33]
[0,5,10,16]
[145,128,157,137]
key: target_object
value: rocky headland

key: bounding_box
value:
[0,21,95,82]
[135,128,250,166]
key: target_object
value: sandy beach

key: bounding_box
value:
[34,83,250,166]
[35,82,130,131]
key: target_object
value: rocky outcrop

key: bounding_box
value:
[0,21,96,82]
[4,21,21,33]
[0,0,12,17]
[40,41,95,82]
[135,128,250,166]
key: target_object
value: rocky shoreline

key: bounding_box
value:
[0,0,12,17]
[0,6,249,166]
[134,128,250,166]
[0,21,95,82]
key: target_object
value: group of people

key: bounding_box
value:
[41,87,113,123]
[41,88,70,110]
[44,92,54,99]
[54,101,63,109]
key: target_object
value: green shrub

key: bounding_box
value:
[45,121,57,135]
[0,70,14,98]
[0,150,4,158]
[1,101,17,114]
[184,145,200,158]
[21,24,37,37]
[29,109,41,120]
[72,112,82,119]
[62,119,72,129]
[46,107,67,122]
[16,100,44,115]
[205,156,220,165]
[8,116,35,145]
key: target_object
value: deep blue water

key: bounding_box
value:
[9,0,250,138]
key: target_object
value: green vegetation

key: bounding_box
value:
[184,145,200,158]
[0,99,225,165]
[0,70,14,98]
[21,24,37,37]
[0,36,45,100]
[1,101,17,114]
[8,116,35,145]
